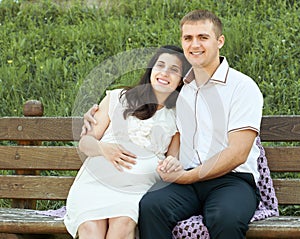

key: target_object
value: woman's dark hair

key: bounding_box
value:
[121,45,190,120]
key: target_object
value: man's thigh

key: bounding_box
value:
[141,181,201,221]
[193,173,258,225]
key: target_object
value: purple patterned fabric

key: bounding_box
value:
[35,205,66,218]
[172,137,279,238]
[34,137,278,239]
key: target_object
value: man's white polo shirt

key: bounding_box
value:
[176,57,263,183]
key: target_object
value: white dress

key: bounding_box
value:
[64,89,178,238]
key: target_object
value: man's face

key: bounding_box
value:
[181,20,224,71]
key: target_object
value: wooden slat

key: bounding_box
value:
[1,115,299,142]
[264,147,300,172]
[0,146,83,170]
[0,145,299,172]
[0,176,299,204]
[1,146,299,172]
[0,208,67,234]
[261,116,300,142]
[0,176,75,200]
[0,117,83,141]
[273,179,300,204]
[247,216,300,238]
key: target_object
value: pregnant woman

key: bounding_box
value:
[64,45,190,239]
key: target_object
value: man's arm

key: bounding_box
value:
[79,95,110,153]
[80,104,99,137]
[158,129,257,184]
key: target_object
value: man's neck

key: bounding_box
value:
[193,58,221,87]
[193,68,211,87]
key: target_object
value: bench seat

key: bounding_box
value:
[0,208,300,238]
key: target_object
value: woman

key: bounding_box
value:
[64,45,190,239]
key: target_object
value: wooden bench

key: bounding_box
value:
[0,101,300,239]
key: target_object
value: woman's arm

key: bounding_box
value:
[166,132,180,157]
[157,132,182,173]
[78,92,137,171]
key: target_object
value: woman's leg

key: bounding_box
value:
[138,181,200,239]
[106,216,136,239]
[78,219,108,239]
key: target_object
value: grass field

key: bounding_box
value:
[0,0,299,214]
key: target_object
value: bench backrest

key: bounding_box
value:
[0,115,300,208]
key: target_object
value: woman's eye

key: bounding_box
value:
[156,63,164,68]
[171,68,180,74]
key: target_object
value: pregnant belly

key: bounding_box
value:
[83,142,161,193]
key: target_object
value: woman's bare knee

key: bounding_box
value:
[107,217,136,239]
[78,219,107,239]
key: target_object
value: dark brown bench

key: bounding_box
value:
[0,101,299,239]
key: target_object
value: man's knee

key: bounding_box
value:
[204,210,249,238]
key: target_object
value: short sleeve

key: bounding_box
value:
[107,88,124,119]
[228,79,263,133]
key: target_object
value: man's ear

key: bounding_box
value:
[218,35,225,49]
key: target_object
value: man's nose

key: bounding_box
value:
[191,38,201,47]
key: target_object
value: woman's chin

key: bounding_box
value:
[152,85,173,94]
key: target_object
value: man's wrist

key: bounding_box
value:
[176,170,192,184]
[178,166,203,184]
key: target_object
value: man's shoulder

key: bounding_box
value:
[228,66,251,79]
[227,67,257,86]
[226,68,262,101]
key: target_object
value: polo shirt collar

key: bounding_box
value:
[183,56,229,85]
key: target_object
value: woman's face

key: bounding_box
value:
[150,53,183,95]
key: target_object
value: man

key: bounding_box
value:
[82,10,263,239]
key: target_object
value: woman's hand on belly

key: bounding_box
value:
[99,142,137,171]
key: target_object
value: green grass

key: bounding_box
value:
[0,0,299,116]
[0,0,299,214]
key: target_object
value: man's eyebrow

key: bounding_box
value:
[182,33,210,37]
[199,33,210,37]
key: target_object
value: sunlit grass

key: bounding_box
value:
[0,0,299,213]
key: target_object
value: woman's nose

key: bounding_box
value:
[159,66,170,75]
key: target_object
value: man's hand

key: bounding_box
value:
[99,142,137,171]
[81,104,99,137]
